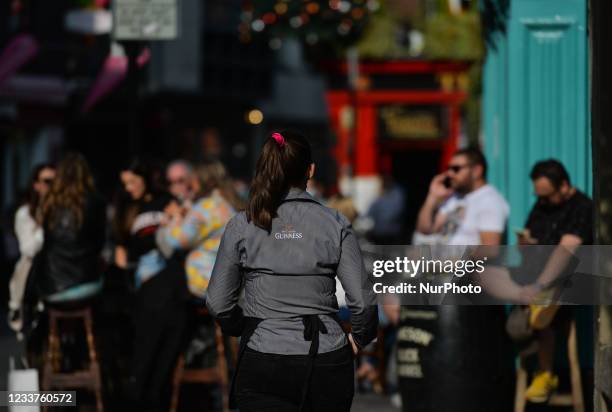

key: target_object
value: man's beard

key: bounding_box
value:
[453,181,472,194]
[538,201,564,212]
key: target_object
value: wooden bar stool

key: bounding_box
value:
[514,319,584,412]
[170,309,237,412]
[41,306,103,412]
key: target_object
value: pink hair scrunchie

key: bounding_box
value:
[271,132,286,147]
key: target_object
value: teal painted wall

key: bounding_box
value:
[483,0,591,241]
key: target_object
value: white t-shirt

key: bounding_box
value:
[438,184,509,246]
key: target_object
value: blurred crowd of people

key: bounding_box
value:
[2,142,594,411]
[4,152,246,409]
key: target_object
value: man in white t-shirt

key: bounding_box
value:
[390,148,513,410]
[416,147,509,246]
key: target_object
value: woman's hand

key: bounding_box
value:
[348,333,359,355]
[165,201,181,217]
[164,201,186,224]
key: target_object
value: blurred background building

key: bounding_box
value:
[0,0,486,222]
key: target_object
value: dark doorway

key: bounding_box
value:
[387,148,442,242]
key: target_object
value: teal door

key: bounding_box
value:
[483,0,590,238]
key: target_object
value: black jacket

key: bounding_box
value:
[38,192,107,298]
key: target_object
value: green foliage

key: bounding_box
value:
[357,1,484,61]
[357,5,414,59]
[424,11,484,61]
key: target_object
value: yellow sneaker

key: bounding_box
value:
[529,304,560,330]
[529,286,562,329]
[525,370,559,403]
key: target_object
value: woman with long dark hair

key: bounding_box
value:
[118,158,189,410]
[116,157,169,285]
[8,163,55,331]
[207,131,378,411]
[38,153,106,303]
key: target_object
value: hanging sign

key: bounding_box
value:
[114,0,178,40]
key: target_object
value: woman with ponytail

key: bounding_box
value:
[207,131,378,411]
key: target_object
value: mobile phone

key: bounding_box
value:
[443,176,452,188]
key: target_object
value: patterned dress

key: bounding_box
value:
[165,190,235,298]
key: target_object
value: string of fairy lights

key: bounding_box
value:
[239,0,381,49]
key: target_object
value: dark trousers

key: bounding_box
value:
[129,259,189,410]
[235,345,355,412]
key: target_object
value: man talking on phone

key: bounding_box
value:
[389,148,511,412]
[416,147,509,246]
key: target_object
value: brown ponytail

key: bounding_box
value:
[247,130,312,231]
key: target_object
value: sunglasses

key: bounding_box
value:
[38,178,54,185]
[447,164,470,173]
[168,177,187,185]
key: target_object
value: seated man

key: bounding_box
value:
[518,160,593,403]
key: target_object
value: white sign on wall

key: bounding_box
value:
[114,0,178,40]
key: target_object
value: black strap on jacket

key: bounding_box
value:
[299,314,328,411]
[227,313,346,411]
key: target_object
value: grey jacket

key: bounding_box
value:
[206,188,378,354]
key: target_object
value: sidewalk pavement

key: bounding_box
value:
[353,393,398,412]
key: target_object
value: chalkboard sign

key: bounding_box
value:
[397,306,514,412]
[114,0,178,40]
